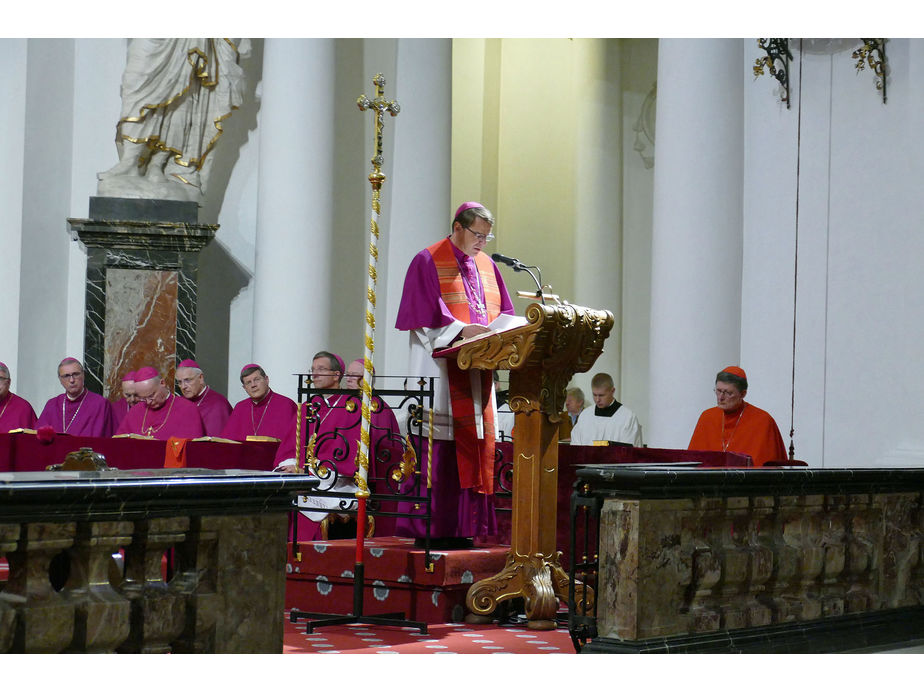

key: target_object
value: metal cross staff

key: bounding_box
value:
[353,74,399,527]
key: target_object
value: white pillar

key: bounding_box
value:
[647,39,745,448]
[0,40,27,386]
[369,39,452,388]
[18,39,76,406]
[253,39,336,399]
[572,39,623,394]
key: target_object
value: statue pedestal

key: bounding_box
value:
[66,197,217,399]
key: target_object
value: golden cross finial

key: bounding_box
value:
[357,73,400,182]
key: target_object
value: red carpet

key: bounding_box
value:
[283,610,575,654]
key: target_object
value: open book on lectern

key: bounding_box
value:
[433,313,528,359]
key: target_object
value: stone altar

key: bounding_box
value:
[0,467,317,653]
[571,465,924,653]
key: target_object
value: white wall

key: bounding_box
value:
[742,38,923,468]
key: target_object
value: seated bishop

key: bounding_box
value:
[221,364,297,442]
[175,358,232,436]
[114,366,204,439]
[112,370,137,427]
[0,361,37,432]
[276,355,402,540]
[688,366,787,467]
[36,357,115,437]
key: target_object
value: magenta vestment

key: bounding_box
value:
[220,390,297,442]
[37,390,116,437]
[189,386,232,437]
[393,242,516,541]
[112,398,131,426]
[114,394,205,440]
[276,392,403,540]
[0,392,38,432]
[274,393,402,474]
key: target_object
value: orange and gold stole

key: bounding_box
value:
[427,238,502,494]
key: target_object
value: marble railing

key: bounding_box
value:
[0,468,317,653]
[572,465,924,653]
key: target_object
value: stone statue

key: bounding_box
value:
[97,38,251,202]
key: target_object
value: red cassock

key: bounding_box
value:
[688,403,787,468]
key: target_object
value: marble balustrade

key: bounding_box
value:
[0,468,317,653]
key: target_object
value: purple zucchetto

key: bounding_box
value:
[454,201,484,220]
[134,366,160,382]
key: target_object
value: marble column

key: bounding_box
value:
[252,39,336,399]
[647,39,745,448]
[67,204,217,398]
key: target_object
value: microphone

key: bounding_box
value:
[491,252,545,304]
[491,253,523,270]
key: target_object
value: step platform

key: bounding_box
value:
[285,537,510,624]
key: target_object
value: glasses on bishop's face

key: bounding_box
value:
[464,226,495,243]
[714,388,741,399]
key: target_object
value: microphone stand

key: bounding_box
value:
[509,262,544,304]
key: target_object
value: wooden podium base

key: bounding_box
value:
[444,301,613,631]
[465,550,594,630]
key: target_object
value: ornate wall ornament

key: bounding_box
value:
[754,38,793,109]
[852,39,887,103]
[633,82,656,169]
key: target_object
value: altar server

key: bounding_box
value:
[569,373,643,447]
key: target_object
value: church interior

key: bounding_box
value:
[2,32,923,666]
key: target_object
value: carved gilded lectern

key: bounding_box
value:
[437,302,614,630]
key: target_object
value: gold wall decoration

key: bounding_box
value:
[852,39,887,104]
[754,38,793,109]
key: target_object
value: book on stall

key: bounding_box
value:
[112,433,156,440]
[245,435,281,443]
[6,428,37,434]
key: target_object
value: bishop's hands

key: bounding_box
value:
[459,324,491,340]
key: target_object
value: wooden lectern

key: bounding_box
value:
[437,302,614,630]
